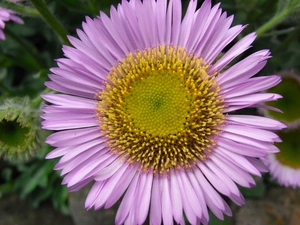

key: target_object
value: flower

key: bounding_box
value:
[0,7,24,40]
[42,0,286,224]
[0,97,42,160]
[266,127,300,188]
[261,71,300,189]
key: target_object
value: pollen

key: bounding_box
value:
[97,45,224,173]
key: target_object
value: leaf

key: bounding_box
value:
[14,160,55,198]
[0,182,14,197]
[30,185,53,207]
[52,185,70,215]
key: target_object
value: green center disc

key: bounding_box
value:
[275,127,300,168]
[124,72,189,136]
[0,120,29,147]
[97,45,224,172]
[267,77,300,123]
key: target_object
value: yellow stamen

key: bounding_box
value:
[97,45,224,173]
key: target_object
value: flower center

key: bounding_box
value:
[97,45,224,173]
[275,127,300,168]
[0,119,29,147]
[124,71,189,136]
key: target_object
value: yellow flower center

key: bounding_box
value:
[124,71,189,136]
[97,45,224,173]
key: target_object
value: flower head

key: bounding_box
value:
[42,0,286,224]
[261,71,300,189]
[0,97,42,160]
[266,127,300,188]
[0,7,24,40]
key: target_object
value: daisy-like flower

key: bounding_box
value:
[42,0,286,224]
[262,71,300,189]
[266,127,300,188]
[0,7,24,40]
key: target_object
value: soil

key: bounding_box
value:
[0,193,74,225]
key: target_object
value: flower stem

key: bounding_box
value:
[29,0,70,45]
[255,0,300,37]
[0,1,39,17]
[256,7,291,37]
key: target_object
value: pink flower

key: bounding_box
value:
[0,7,23,40]
[259,71,300,189]
[267,153,300,189]
[266,126,300,189]
[42,0,286,224]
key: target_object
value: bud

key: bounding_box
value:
[0,97,42,160]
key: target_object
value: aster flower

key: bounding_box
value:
[266,127,300,188]
[42,0,286,224]
[262,71,300,188]
[0,7,24,40]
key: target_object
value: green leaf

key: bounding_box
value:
[52,185,70,214]
[30,185,53,207]
[0,167,13,181]
[0,182,14,197]
[14,160,54,198]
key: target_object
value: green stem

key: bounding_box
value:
[29,0,70,45]
[256,7,291,37]
[0,1,39,17]
[5,28,44,70]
